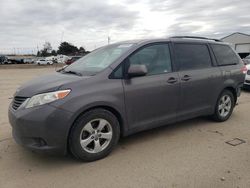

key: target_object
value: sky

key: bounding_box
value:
[0,0,250,54]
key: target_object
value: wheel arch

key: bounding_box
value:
[66,105,126,153]
[223,86,237,104]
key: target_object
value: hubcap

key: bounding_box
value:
[80,119,113,154]
[218,95,232,117]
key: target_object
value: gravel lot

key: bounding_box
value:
[0,67,250,188]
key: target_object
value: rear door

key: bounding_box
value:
[173,42,222,120]
[123,43,180,131]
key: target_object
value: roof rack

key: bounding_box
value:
[170,36,222,42]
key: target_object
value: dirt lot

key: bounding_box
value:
[0,67,250,188]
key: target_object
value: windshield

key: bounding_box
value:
[64,43,135,76]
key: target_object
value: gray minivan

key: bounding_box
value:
[8,36,245,161]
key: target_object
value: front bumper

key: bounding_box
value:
[8,103,74,155]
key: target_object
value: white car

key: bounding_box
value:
[36,59,53,65]
[244,64,250,88]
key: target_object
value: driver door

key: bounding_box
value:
[123,43,180,131]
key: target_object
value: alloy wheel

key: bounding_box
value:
[79,118,113,153]
[218,95,232,117]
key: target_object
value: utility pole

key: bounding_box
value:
[108,36,111,45]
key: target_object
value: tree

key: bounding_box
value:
[79,47,86,53]
[43,42,52,53]
[37,42,53,57]
[40,49,50,57]
[57,42,79,55]
[51,50,57,56]
[37,51,41,57]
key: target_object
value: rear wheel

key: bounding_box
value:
[212,90,235,122]
[69,109,120,162]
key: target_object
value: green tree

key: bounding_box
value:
[37,42,53,57]
[40,49,49,57]
[57,42,79,55]
[79,47,86,53]
[51,50,57,56]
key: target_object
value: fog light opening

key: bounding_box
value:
[33,138,47,147]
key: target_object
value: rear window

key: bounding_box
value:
[211,44,239,66]
[174,43,212,71]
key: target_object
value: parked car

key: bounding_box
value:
[65,56,82,65]
[243,56,250,65]
[23,58,35,64]
[0,55,8,64]
[243,64,250,88]
[9,37,245,162]
[35,59,53,65]
[8,57,24,64]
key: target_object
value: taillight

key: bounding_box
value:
[241,65,247,74]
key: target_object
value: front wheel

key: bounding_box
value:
[69,109,120,162]
[212,90,235,122]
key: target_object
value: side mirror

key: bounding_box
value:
[128,64,147,78]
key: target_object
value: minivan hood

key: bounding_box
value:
[15,72,89,97]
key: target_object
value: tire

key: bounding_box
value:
[47,62,50,65]
[69,109,120,162]
[212,90,235,122]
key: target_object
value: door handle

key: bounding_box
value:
[167,77,178,84]
[181,75,191,81]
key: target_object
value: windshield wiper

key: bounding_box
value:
[62,70,82,76]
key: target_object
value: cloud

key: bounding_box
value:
[0,0,250,54]
[0,0,139,53]
[147,0,250,37]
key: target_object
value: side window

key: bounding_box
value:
[211,44,239,66]
[111,65,123,79]
[175,43,212,71]
[128,44,172,76]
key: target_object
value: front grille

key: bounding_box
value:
[247,70,250,75]
[12,96,28,110]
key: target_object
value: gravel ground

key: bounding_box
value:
[0,67,250,188]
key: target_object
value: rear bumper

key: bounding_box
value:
[8,104,74,155]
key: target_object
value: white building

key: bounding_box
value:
[221,32,250,58]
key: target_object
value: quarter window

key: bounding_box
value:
[211,44,239,66]
[128,44,172,76]
[175,44,212,71]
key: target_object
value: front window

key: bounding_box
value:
[128,43,172,76]
[64,43,135,76]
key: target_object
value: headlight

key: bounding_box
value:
[25,89,71,108]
